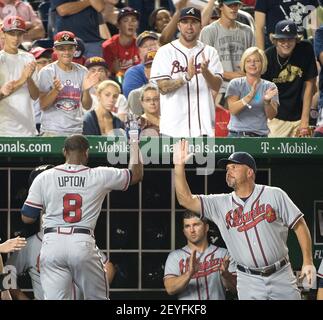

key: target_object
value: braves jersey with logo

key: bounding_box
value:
[22,164,130,229]
[38,61,88,135]
[199,184,303,268]
[164,244,235,300]
[150,39,223,137]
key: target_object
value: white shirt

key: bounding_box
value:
[0,50,38,136]
[150,39,223,137]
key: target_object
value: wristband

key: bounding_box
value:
[241,98,252,109]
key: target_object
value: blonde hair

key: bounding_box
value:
[240,47,268,75]
[96,80,121,95]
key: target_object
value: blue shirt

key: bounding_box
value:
[52,0,101,42]
[122,64,147,98]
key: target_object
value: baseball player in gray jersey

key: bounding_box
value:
[174,140,315,300]
[21,134,143,299]
[5,231,116,300]
[164,210,236,300]
[317,259,323,300]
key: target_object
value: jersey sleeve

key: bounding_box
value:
[150,45,173,82]
[198,194,224,225]
[272,187,303,228]
[164,251,181,278]
[98,167,131,191]
[21,175,43,219]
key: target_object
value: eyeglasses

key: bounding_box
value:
[143,97,159,103]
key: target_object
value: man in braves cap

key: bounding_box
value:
[263,20,318,138]
[173,139,316,300]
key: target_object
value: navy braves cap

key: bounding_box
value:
[272,20,298,39]
[28,164,54,187]
[117,7,140,23]
[179,7,201,22]
[217,152,256,172]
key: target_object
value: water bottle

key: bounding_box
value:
[126,114,140,143]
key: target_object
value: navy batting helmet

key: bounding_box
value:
[28,164,54,187]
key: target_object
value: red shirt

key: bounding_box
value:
[102,34,140,75]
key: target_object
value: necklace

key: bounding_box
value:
[276,52,290,69]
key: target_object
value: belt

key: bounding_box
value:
[237,258,288,277]
[44,227,91,235]
[229,130,267,137]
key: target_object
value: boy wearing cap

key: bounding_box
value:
[84,56,128,121]
[0,15,39,136]
[262,20,317,137]
[173,139,315,300]
[122,30,159,97]
[102,7,140,79]
[150,7,223,137]
[0,0,45,42]
[38,31,100,136]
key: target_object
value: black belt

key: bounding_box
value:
[44,227,91,235]
[237,258,288,277]
[229,130,267,137]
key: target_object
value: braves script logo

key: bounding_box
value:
[179,254,222,278]
[225,200,277,232]
[171,60,202,76]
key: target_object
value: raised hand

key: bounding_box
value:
[175,0,189,10]
[0,236,27,253]
[53,77,63,92]
[188,250,200,277]
[200,52,210,75]
[299,264,316,288]
[220,256,230,275]
[173,139,193,165]
[21,61,37,81]
[263,87,278,102]
[82,71,101,91]
[0,80,15,96]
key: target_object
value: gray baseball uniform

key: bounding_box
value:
[199,184,302,300]
[6,232,44,300]
[6,231,108,300]
[164,244,235,300]
[22,164,130,300]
